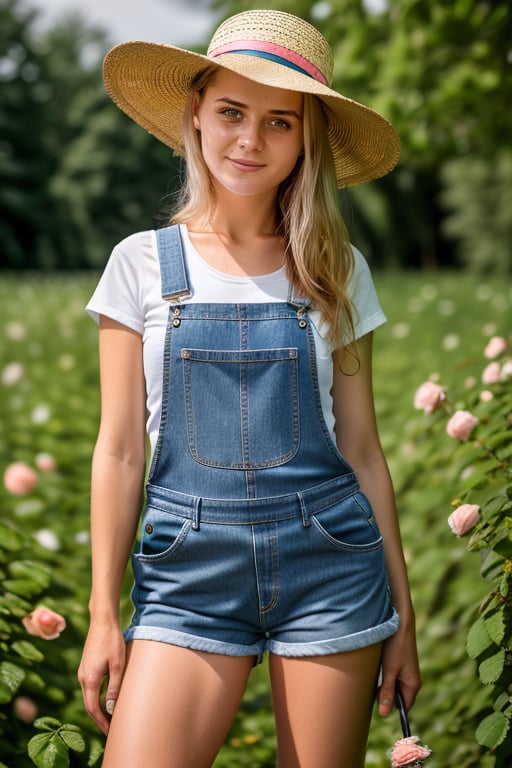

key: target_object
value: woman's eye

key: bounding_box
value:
[220,108,241,119]
[270,118,290,129]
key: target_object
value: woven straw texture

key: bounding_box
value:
[102,10,400,187]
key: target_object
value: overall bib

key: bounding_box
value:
[125,226,399,656]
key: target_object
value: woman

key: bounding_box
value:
[78,9,420,767]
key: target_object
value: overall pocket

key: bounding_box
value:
[311,491,383,552]
[182,347,299,469]
[134,505,192,562]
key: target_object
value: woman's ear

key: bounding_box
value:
[191,92,201,131]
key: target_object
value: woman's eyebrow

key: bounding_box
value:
[215,96,302,120]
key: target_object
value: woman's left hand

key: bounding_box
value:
[378,619,421,717]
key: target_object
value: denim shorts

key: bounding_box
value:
[124,475,399,657]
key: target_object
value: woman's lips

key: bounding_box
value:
[229,157,265,171]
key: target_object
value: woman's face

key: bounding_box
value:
[192,68,304,199]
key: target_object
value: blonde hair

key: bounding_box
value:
[171,69,355,348]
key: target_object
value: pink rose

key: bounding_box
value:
[482,361,501,384]
[479,390,494,402]
[446,410,479,441]
[3,462,38,496]
[13,696,38,722]
[391,736,432,767]
[413,381,446,413]
[448,503,480,536]
[500,360,512,380]
[35,452,57,472]
[484,336,507,359]
[22,607,66,640]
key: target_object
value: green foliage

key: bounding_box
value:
[440,150,512,274]
[0,275,104,766]
[0,0,181,270]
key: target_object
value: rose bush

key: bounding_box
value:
[412,328,512,764]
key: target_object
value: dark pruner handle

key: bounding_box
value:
[395,682,411,738]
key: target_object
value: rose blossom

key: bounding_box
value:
[35,452,57,472]
[413,381,446,413]
[448,504,480,536]
[500,360,512,381]
[484,336,507,359]
[482,361,501,384]
[3,462,38,495]
[391,736,432,767]
[22,607,66,640]
[446,410,479,441]
[479,390,494,402]
[13,696,38,723]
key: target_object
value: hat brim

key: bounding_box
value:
[103,41,400,188]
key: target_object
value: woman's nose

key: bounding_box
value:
[237,121,263,151]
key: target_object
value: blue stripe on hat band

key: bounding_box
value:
[225,49,315,79]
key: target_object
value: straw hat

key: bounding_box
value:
[103,9,400,188]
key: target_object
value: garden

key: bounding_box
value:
[2,0,512,764]
[1,270,510,767]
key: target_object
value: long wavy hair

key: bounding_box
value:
[171,67,355,348]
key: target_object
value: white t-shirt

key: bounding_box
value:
[86,225,386,457]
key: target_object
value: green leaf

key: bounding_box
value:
[60,725,86,753]
[0,661,25,701]
[479,648,506,684]
[8,561,51,590]
[493,691,511,711]
[466,615,493,659]
[11,640,45,662]
[87,739,104,767]
[475,710,510,748]
[484,611,506,645]
[0,523,24,553]
[3,579,47,598]
[34,717,63,731]
[28,731,70,768]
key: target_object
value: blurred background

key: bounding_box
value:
[2,0,511,274]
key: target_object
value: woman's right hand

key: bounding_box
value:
[78,620,126,735]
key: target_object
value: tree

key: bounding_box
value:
[1,0,182,270]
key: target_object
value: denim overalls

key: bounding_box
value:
[125,226,399,656]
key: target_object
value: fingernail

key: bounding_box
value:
[106,699,115,715]
[380,699,391,706]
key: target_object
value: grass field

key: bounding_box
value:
[1,270,510,767]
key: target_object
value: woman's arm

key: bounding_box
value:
[332,332,421,715]
[78,316,147,734]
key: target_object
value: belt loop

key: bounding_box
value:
[298,491,310,527]
[192,497,201,531]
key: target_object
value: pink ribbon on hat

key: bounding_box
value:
[208,40,328,85]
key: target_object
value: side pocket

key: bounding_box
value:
[134,506,192,562]
[311,492,383,552]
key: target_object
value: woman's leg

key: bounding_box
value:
[103,640,254,768]
[269,643,382,768]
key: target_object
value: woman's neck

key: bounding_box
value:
[186,192,285,277]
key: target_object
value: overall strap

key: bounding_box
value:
[155,225,191,302]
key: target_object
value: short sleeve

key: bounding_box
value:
[347,246,387,340]
[85,232,152,334]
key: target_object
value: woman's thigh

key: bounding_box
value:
[103,640,255,768]
[269,643,382,768]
